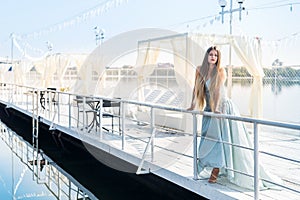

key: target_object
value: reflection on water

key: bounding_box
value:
[232,78,300,95]
[268,79,300,95]
[263,77,300,96]
[231,78,300,123]
[0,122,97,200]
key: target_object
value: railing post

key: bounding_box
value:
[121,101,125,150]
[193,113,198,180]
[47,91,51,119]
[253,122,259,200]
[57,92,60,123]
[82,97,86,131]
[99,99,103,139]
[151,107,155,162]
[9,84,13,104]
[68,94,71,128]
[26,88,29,111]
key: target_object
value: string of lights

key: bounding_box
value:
[5,0,300,61]
[167,1,299,30]
[19,0,129,39]
[166,1,299,43]
[247,2,300,11]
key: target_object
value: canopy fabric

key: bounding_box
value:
[0,63,14,83]
[131,33,264,118]
[231,35,264,117]
[1,53,87,90]
[75,28,181,96]
[33,53,87,89]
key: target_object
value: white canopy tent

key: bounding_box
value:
[3,53,88,91]
[74,29,265,131]
[73,28,179,95]
[31,53,87,90]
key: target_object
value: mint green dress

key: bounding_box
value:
[197,80,281,190]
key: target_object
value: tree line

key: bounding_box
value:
[230,66,300,78]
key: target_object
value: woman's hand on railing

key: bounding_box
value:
[187,103,195,111]
[214,110,222,119]
[187,107,194,111]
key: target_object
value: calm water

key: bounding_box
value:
[231,80,300,123]
[0,124,95,200]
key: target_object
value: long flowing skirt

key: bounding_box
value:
[197,98,281,190]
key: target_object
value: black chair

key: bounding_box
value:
[75,96,97,130]
[47,88,58,105]
[74,97,121,133]
[100,99,121,133]
[40,88,57,110]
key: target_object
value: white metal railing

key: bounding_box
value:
[0,83,300,200]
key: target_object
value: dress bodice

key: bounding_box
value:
[204,79,227,112]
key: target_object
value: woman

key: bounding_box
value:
[188,46,281,189]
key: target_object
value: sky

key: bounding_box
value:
[0,0,300,66]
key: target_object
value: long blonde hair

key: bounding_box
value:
[194,46,226,112]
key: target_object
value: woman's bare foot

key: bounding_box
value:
[208,168,219,183]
